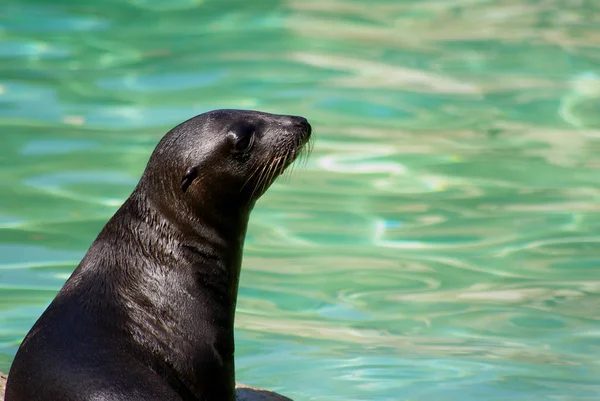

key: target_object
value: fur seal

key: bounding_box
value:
[5,109,311,401]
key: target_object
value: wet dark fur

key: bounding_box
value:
[5,110,311,401]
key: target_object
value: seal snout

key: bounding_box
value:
[281,115,312,144]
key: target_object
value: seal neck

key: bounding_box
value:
[127,187,251,318]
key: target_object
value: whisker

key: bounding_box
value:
[277,152,293,183]
[250,158,273,199]
[241,158,266,193]
[257,156,279,196]
[280,148,293,176]
[262,157,280,190]
[284,158,297,181]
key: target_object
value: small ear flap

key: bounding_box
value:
[181,167,198,193]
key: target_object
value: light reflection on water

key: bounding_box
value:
[2,0,600,400]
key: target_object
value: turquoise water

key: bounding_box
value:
[2,0,600,399]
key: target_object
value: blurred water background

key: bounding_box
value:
[2,0,600,400]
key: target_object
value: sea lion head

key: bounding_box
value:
[139,109,312,224]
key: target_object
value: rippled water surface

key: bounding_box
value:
[2,0,600,399]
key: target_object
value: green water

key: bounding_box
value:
[2,0,600,399]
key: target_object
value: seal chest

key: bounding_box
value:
[5,109,312,401]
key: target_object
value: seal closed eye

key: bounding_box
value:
[229,124,255,154]
[5,109,312,401]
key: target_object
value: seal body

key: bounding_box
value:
[5,109,311,401]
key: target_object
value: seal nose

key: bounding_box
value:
[282,116,311,138]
